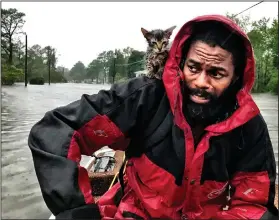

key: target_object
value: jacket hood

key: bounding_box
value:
[162,14,259,133]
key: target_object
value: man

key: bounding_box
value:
[28,15,278,219]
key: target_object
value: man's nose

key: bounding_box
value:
[194,72,210,89]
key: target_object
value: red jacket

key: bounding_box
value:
[28,15,278,219]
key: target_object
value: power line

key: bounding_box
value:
[115,59,145,66]
[222,1,264,46]
[232,1,264,18]
[95,2,265,69]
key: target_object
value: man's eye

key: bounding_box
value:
[209,71,224,79]
[188,65,198,73]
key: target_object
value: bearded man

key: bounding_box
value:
[28,15,278,219]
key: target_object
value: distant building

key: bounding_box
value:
[134,70,148,77]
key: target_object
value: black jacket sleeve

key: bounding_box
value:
[55,204,101,219]
[28,77,165,217]
[214,114,278,219]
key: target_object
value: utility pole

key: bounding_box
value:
[102,56,105,84]
[113,50,116,84]
[48,48,51,85]
[24,34,28,87]
[62,67,65,82]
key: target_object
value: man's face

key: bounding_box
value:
[183,41,235,105]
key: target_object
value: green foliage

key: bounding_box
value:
[27,44,47,78]
[2,6,277,93]
[70,61,86,82]
[1,8,26,65]
[72,47,145,84]
[50,70,67,83]
[267,68,278,94]
[1,64,24,85]
[29,76,45,85]
[127,50,145,78]
[1,8,67,85]
[226,13,278,94]
[226,12,251,32]
[86,59,102,83]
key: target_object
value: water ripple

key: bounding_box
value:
[1,83,110,219]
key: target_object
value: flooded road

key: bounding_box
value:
[1,83,278,219]
[1,83,111,219]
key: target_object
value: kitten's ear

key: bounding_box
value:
[165,26,176,39]
[141,27,152,40]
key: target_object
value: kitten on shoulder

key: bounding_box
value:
[141,26,176,79]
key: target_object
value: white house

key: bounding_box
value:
[134,70,148,77]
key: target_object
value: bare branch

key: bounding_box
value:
[1,20,10,35]
[11,23,18,36]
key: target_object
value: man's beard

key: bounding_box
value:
[182,81,239,126]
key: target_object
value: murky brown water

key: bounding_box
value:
[1,83,278,219]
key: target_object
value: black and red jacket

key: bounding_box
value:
[28,15,278,219]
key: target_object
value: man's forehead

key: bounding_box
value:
[187,41,233,67]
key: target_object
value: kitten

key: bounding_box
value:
[141,26,176,79]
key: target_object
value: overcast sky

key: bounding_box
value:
[3,2,278,69]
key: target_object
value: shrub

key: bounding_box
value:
[29,76,45,85]
[1,64,24,85]
[267,69,278,94]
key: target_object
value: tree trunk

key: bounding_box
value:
[18,54,21,62]
[264,56,268,86]
[8,38,13,65]
[257,61,262,92]
[48,59,51,85]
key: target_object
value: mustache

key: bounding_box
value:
[188,87,217,101]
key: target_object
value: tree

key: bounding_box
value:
[1,8,67,85]
[115,49,127,79]
[226,12,251,32]
[86,59,102,83]
[226,12,278,94]
[268,18,278,70]
[27,44,46,79]
[266,18,278,94]
[44,46,58,83]
[70,61,86,82]
[127,50,145,78]
[103,50,114,83]
[13,38,25,68]
[56,66,69,82]
[1,8,26,65]
[248,17,272,92]
[122,47,133,58]
[1,64,24,85]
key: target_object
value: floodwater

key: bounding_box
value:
[1,83,278,219]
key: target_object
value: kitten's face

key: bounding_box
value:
[141,26,176,53]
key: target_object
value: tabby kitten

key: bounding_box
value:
[141,26,176,79]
